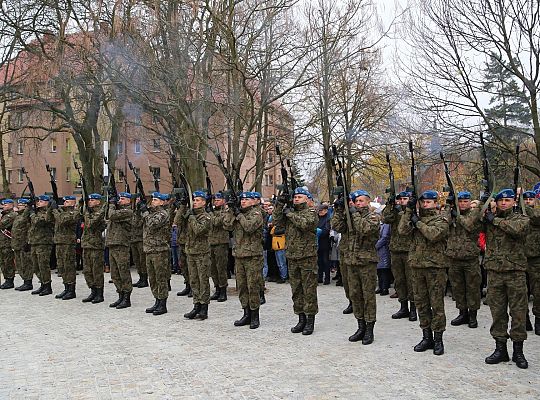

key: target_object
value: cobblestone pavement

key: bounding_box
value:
[0,271,539,400]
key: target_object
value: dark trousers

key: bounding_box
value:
[377,268,392,290]
[317,248,331,283]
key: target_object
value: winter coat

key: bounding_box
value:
[376,223,391,269]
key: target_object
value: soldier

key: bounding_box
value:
[382,191,416,321]
[483,189,530,369]
[223,192,264,329]
[0,199,17,289]
[274,187,319,335]
[523,190,540,335]
[131,194,148,288]
[177,191,212,320]
[142,192,171,316]
[398,190,449,355]
[334,190,380,344]
[12,198,33,291]
[107,193,134,309]
[339,197,356,314]
[209,192,229,302]
[81,194,107,304]
[444,191,482,328]
[175,195,191,298]
[252,192,267,305]
[52,195,80,300]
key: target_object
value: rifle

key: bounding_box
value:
[103,157,118,218]
[149,164,160,192]
[21,167,37,212]
[385,151,396,203]
[276,144,292,207]
[331,145,354,233]
[215,152,239,210]
[287,159,299,192]
[45,164,61,205]
[440,151,460,221]
[73,157,90,213]
[119,169,130,193]
[168,152,192,210]
[202,160,213,212]
[128,160,147,209]
[408,140,419,217]
[513,144,525,213]
[479,131,498,213]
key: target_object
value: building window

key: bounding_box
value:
[7,170,12,184]
[65,138,71,152]
[7,143,12,158]
[264,174,274,186]
[134,140,141,154]
[50,138,57,152]
[152,139,161,152]
[117,140,124,155]
[17,140,23,155]
[18,169,24,183]
[66,167,71,182]
[267,152,274,164]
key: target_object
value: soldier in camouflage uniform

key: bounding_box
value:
[382,191,416,321]
[12,198,33,291]
[131,194,148,288]
[106,193,134,309]
[483,189,530,369]
[274,187,319,335]
[0,199,17,289]
[523,190,540,335]
[223,192,264,329]
[398,190,449,355]
[142,192,171,316]
[175,197,191,297]
[209,192,229,302]
[444,191,483,328]
[176,191,212,320]
[338,198,354,315]
[52,196,80,300]
[333,190,380,344]
[81,194,107,304]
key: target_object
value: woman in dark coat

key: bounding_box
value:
[376,222,392,296]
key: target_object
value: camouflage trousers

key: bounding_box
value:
[82,248,104,289]
[130,241,146,275]
[236,255,263,310]
[56,244,76,285]
[448,258,481,311]
[31,245,53,284]
[110,245,133,293]
[341,261,351,300]
[289,257,319,316]
[348,263,377,322]
[14,249,32,281]
[146,250,169,300]
[0,247,15,279]
[210,243,229,289]
[412,267,447,333]
[179,244,189,285]
[487,270,528,341]
[391,251,414,302]
[527,257,540,317]
[188,253,211,304]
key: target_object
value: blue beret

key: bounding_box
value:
[213,192,224,200]
[457,191,471,200]
[350,190,370,201]
[192,190,206,199]
[522,190,536,199]
[63,195,76,201]
[17,198,30,204]
[239,192,253,199]
[252,192,262,199]
[151,192,169,201]
[495,189,515,200]
[397,191,411,199]
[294,187,311,196]
[38,195,50,202]
[88,193,102,200]
[1,199,14,205]
[419,190,438,200]
[118,192,132,199]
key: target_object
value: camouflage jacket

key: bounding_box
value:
[398,208,449,269]
[223,205,263,258]
[142,205,170,253]
[484,209,529,272]
[525,206,540,259]
[444,207,482,260]
[11,208,31,250]
[106,205,133,247]
[52,206,79,245]
[273,202,318,261]
[208,206,230,246]
[28,207,55,246]
[0,209,17,248]
[173,205,188,246]
[183,207,211,255]
[381,204,411,253]
[81,205,106,250]
[130,210,144,244]
[331,208,354,265]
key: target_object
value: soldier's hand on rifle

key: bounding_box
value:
[349,207,357,215]
[406,196,417,210]
[233,206,241,217]
[387,195,395,205]
[446,194,455,205]
[450,208,457,219]
[333,198,344,211]
[480,192,490,203]
[283,207,292,217]
[49,199,58,210]
[410,213,420,227]
[484,210,495,224]
[138,201,148,213]
[278,194,289,205]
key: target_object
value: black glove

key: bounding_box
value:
[395,204,402,212]
[283,207,292,217]
[484,210,495,224]
[349,207,357,215]
[174,199,182,209]
[480,192,490,203]
[180,196,189,206]
[450,208,457,219]
[446,194,455,205]
[407,196,417,210]
[138,201,148,213]
[387,195,395,205]
[49,200,58,209]
[334,198,345,210]
[410,213,420,226]
[233,206,241,216]
[278,194,289,204]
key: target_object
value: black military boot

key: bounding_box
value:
[348,319,366,342]
[302,315,315,335]
[342,301,353,314]
[146,298,159,313]
[55,284,69,299]
[414,328,435,352]
[109,292,124,308]
[31,283,44,295]
[535,317,540,336]
[362,322,375,345]
[468,309,478,328]
[196,303,208,320]
[153,298,168,315]
[409,302,417,321]
[526,312,533,331]
[217,286,228,302]
[234,308,251,326]
[62,284,76,300]
[82,287,97,303]
[134,273,149,288]
[433,331,444,355]
[291,313,307,333]
[184,303,201,319]
[16,280,33,291]
[259,289,266,305]
[91,287,104,303]
[210,287,220,301]
[250,308,260,329]
[450,309,469,326]
[485,339,510,364]
[512,341,528,369]
[391,301,409,319]
[0,277,14,289]
[177,284,191,296]
[116,291,131,309]
[39,282,53,296]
